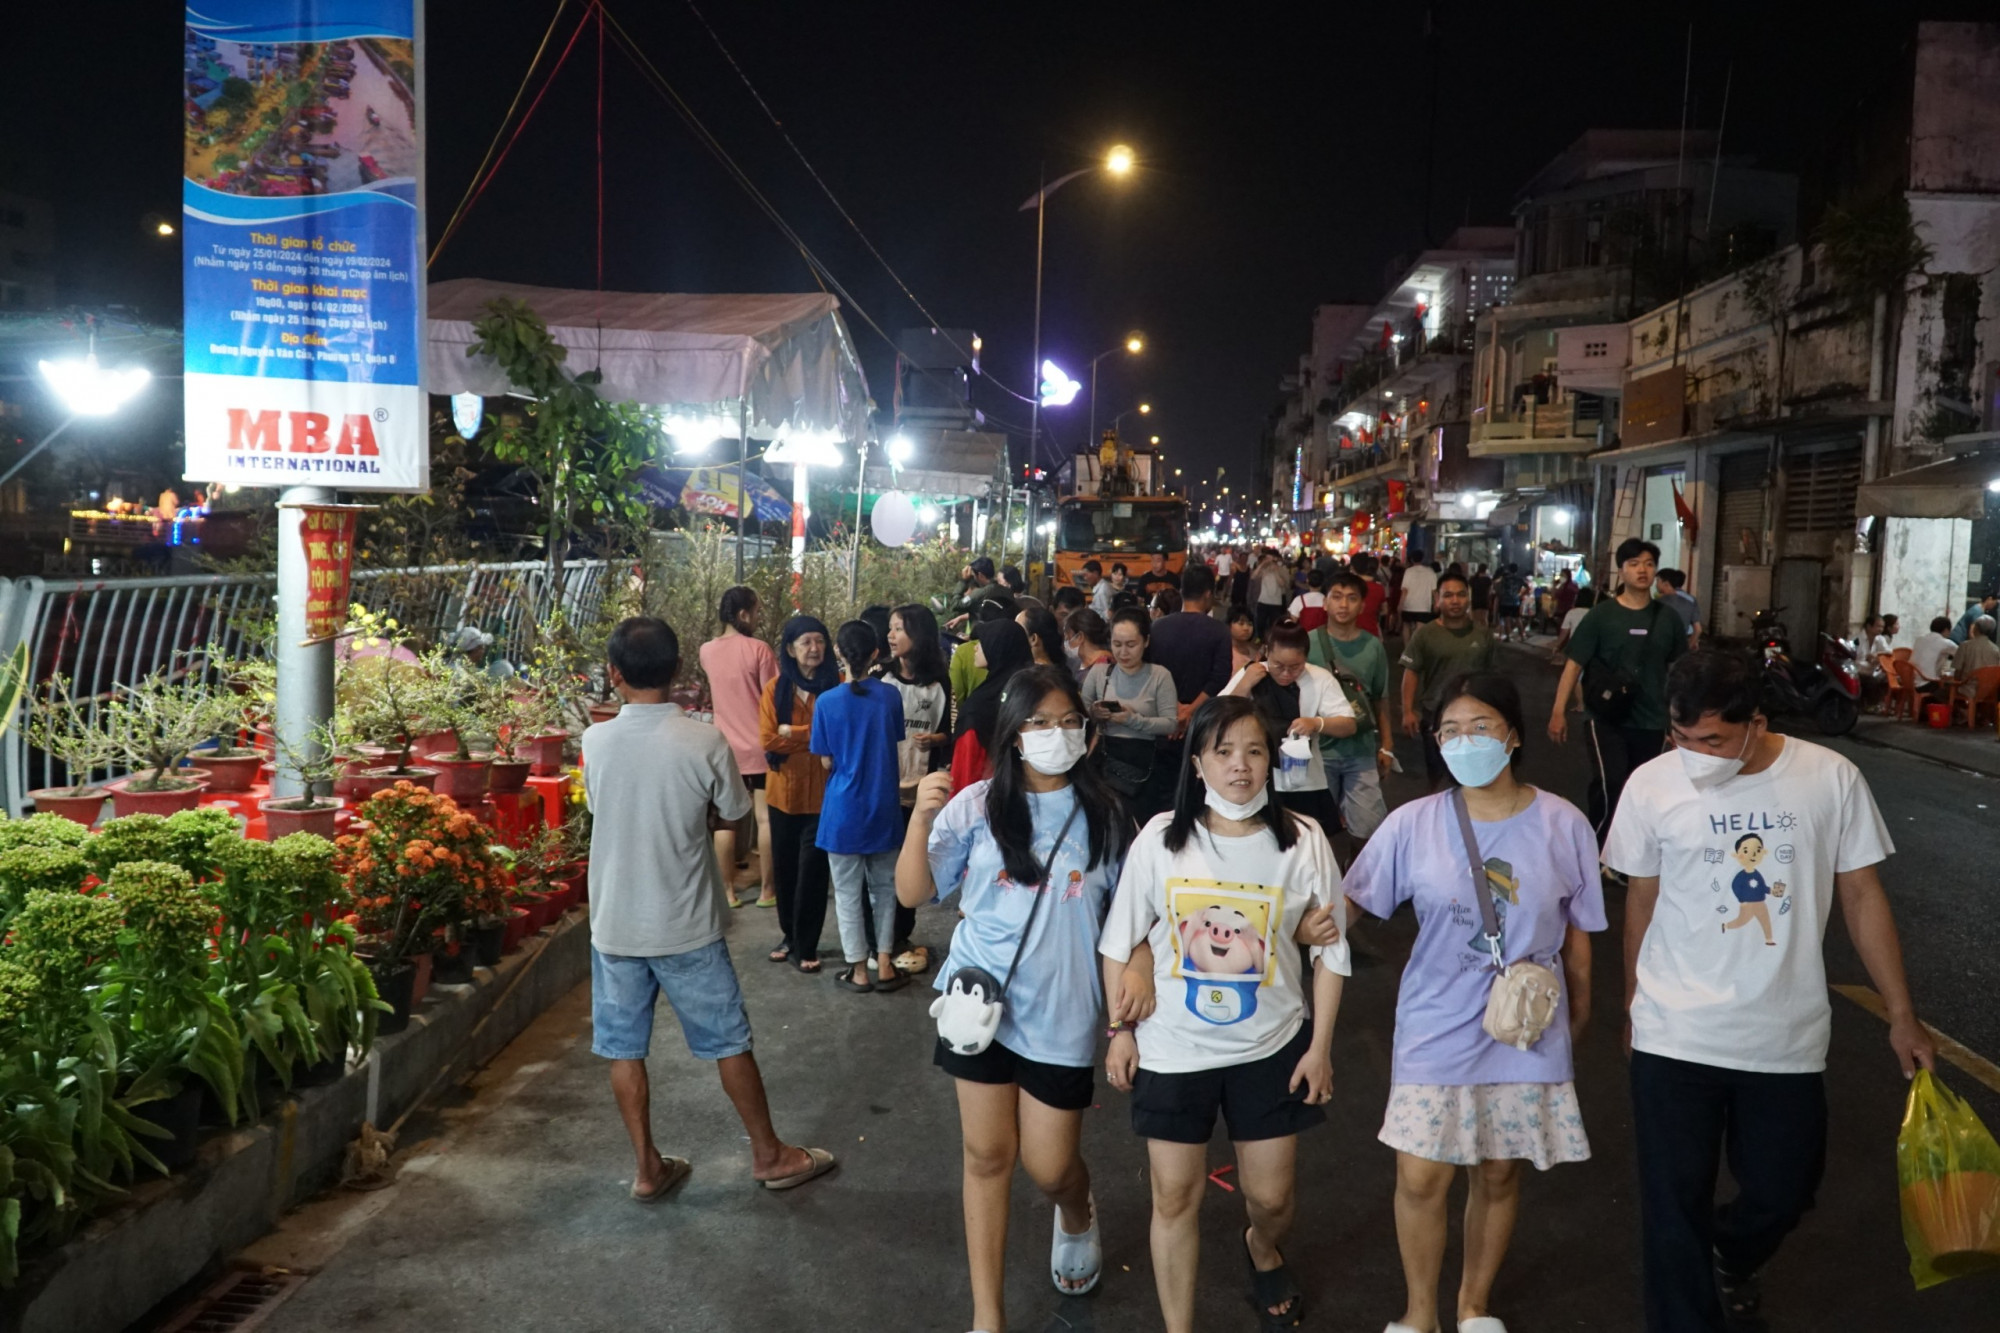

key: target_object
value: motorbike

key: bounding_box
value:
[1750,607,1860,735]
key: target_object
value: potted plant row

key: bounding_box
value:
[0,810,384,1282]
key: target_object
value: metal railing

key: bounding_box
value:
[0,559,612,814]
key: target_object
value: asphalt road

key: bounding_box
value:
[220,635,1999,1333]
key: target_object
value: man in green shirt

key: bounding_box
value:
[1308,571,1395,854]
[1549,537,1686,839]
[1399,571,1496,791]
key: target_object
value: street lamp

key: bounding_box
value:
[1111,402,1152,438]
[1021,144,1138,468]
[1087,332,1144,451]
[887,433,915,465]
[1,352,153,489]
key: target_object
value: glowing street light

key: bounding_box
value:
[1,351,153,489]
[40,353,151,417]
[1139,402,1152,415]
[1088,333,1145,445]
[887,433,915,465]
[1021,144,1139,468]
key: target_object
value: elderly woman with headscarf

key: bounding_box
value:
[949,619,1032,796]
[759,615,842,972]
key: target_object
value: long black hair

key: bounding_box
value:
[834,619,879,695]
[890,602,948,688]
[1017,604,1073,685]
[956,619,1032,748]
[986,664,1128,883]
[1163,695,1299,854]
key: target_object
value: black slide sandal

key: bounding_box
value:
[1242,1226,1305,1329]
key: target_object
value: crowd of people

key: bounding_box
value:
[572,539,1939,1333]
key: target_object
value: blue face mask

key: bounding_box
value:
[1440,733,1513,788]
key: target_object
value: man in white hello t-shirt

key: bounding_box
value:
[1603,648,1933,1333]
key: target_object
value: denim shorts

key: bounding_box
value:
[590,940,753,1062]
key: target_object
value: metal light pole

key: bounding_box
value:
[273,487,335,800]
[1088,335,1143,453]
[1020,145,1135,471]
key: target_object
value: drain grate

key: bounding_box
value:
[155,1268,308,1332]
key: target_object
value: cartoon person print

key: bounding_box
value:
[1722,832,1786,945]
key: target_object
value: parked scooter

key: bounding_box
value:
[1751,607,1860,735]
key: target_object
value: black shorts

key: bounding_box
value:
[743,773,765,792]
[935,1037,1094,1112]
[1129,1023,1324,1144]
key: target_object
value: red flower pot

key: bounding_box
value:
[258,798,342,840]
[349,766,440,799]
[334,746,398,797]
[500,906,532,953]
[587,701,620,724]
[520,891,554,931]
[487,759,532,793]
[412,729,456,758]
[198,751,265,793]
[29,787,107,825]
[107,775,210,818]
[524,730,569,777]
[408,952,435,1008]
[425,752,492,802]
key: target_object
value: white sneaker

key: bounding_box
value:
[1458,1318,1509,1333]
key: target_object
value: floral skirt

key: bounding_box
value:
[1378,1080,1591,1171]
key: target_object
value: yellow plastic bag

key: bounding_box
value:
[1897,1069,2000,1289]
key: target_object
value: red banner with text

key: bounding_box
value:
[298,505,359,644]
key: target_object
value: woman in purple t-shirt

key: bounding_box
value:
[1344,672,1605,1333]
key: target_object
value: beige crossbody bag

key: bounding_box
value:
[1449,788,1563,1051]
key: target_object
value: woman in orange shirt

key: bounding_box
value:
[760,616,840,971]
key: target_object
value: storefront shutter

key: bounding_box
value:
[1716,452,1767,557]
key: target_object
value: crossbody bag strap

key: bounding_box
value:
[996,798,1084,1002]
[1449,788,1503,971]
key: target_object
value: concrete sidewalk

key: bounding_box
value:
[237,906,1996,1332]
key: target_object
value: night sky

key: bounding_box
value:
[0,1,1972,499]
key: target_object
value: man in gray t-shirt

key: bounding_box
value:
[581,617,835,1200]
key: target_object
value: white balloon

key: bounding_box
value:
[871,491,919,548]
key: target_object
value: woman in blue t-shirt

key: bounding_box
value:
[811,620,909,994]
[895,664,1134,1333]
[1344,671,1605,1333]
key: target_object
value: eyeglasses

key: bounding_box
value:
[1436,719,1510,741]
[1021,713,1087,732]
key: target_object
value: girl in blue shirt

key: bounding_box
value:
[896,664,1136,1333]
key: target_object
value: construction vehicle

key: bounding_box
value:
[1052,430,1188,592]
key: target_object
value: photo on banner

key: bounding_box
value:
[181,1,427,492]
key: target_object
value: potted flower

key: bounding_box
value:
[480,676,561,793]
[259,720,347,840]
[24,673,121,823]
[335,784,503,1032]
[97,861,246,1167]
[102,668,245,817]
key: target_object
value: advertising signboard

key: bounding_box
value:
[182,2,426,490]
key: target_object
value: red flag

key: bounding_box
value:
[1672,480,1699,542]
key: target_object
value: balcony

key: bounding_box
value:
[1468,397,1604,456]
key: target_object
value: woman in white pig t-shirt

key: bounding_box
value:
[1101,694,1348,1332]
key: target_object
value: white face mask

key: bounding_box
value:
[1677,725,1756,790]
[1201,783,1269,821]
[1018,727,1087,775]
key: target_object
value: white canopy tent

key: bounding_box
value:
[427,279,875,574]
[426,279,873,445]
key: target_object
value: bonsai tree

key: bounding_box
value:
[269,720,345,812]
[25,673,123,797]
[337,651,451,774]
[105,668,248,792]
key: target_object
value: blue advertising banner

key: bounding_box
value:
[182,1,426,490]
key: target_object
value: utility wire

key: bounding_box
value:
[429,0,578,266]
[676,0,1036,409]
